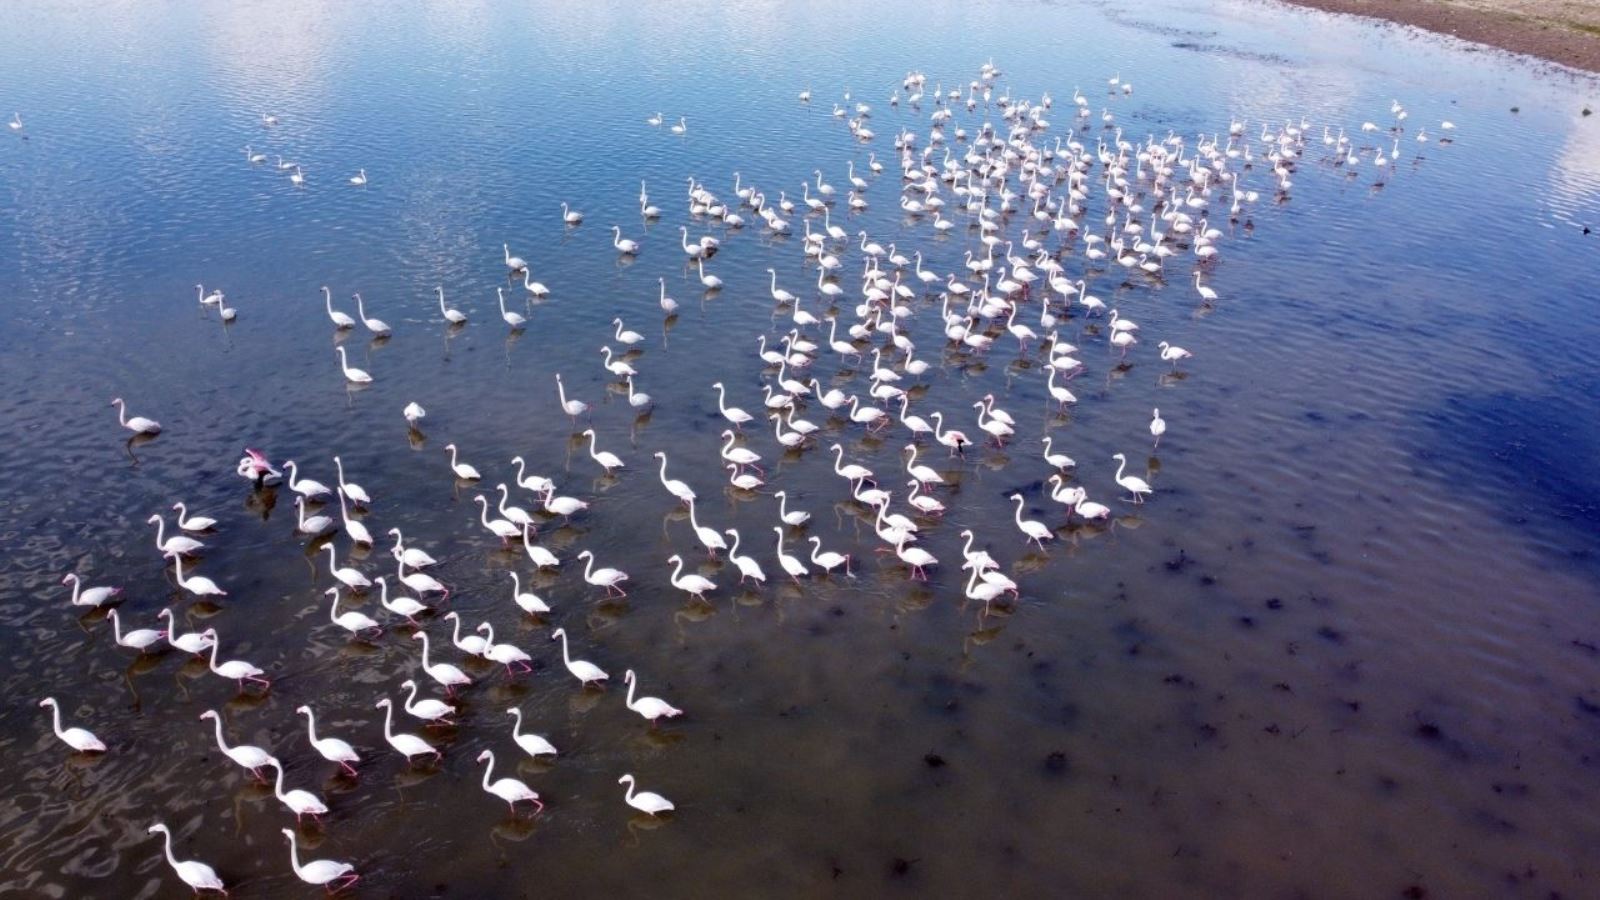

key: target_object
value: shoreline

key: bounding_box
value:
[1274,0,1600,74]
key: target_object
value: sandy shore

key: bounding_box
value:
[1275,0,1600,73]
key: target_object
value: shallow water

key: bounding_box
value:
[3,0,1600,897]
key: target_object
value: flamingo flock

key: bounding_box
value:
[45,59,1453,896]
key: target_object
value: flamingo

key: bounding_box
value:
[294,496,333,536]
[445,443,481,480]
[282,829,358,893]
[556,373,589,423]
[684,498,727,557]
[893,534,938,580]
[412,631,471,695]
[476,623,533,676]
[322,544,370,591]
[377,576,431,625]
[265,757,328,824]
[157,608,214,655]
[147,823,226,896]
[172,502,217,532]
[62,573,121,608]
[503,244,527,271]
[337,487,371,545]
[519,525,560,573]
[583,429,625,473]
[352,292,390,336]
[507,707,558,758]
[712,382,753,428]
[443,611,490,657]
[773,527,810,582]
[1158,341,1193,370]
[577,549,629,598]
[725,529,768,585]
[1009,494,1055,550]
[323,286,355,329]
[388,528,437,569]
[1112,453,1153,503]
[326,588,381,639]
[930,411,970,456]
[149,514,204,556]
[107,609,164,653]
[297,705,360,777]
[476,749,543,814]
[38,698,106,753]
[808,536,851,575]
[653,451,697,504]
[111,397,161,435]
[667,553,717,601]
[618,774,675,816]
[498,287,526,330]
[437,287,467,324]
[374,697,440,763]
[284,460,331,499]
[399,678,457,726]
[624,669,684,723]
[199,709,272,779]
[551,627,608,686]
[169,553,226,598]
[202,631,269,689]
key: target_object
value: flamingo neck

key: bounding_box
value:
[159,828,177,865]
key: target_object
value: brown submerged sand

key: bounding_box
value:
[1277,0,1600,73]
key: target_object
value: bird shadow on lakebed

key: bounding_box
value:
[1412,376,1600,585]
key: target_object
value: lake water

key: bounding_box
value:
[4,0,1600,897]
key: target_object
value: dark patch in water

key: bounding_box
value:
[1418,380,1600,584]
[1043,750,1069,775]
[1169,41,1297,66]
[923,753,946,769]
[1101,10,1217,41]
